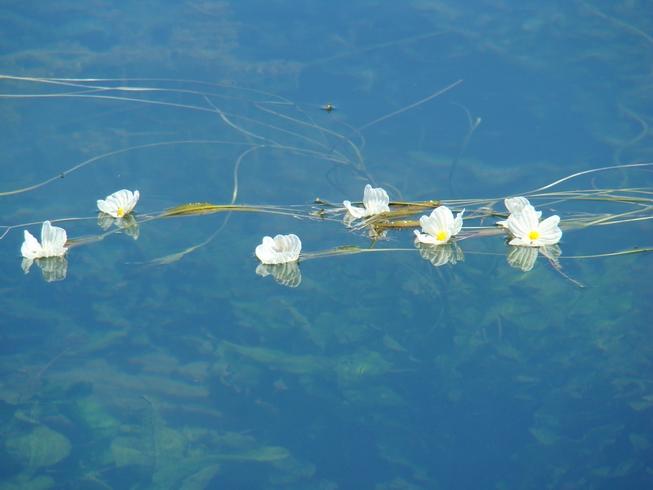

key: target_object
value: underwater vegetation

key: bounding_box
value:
[2,2,653,488]
[1,70,652,490]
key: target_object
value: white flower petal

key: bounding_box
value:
[418,213,439,237]
[416,206,461,244]
[414,231,437,245]
[509,236,537,247]
[452,209,465,236]
[506,209,533,240]
[363,185,390,214]
[343,200,367,219]
[21,230,43,259]
[432,206,455,231]
[98,189,139,217]
[504,197,530,214]
[255,234,301,264]
[97,199,116,216]
[344,185,389,220]
[40,221,67,257]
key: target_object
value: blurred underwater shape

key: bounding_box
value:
[2,1,653,488]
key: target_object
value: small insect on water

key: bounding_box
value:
[320,103,335,113]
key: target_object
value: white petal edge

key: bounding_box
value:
[21,230,43,259]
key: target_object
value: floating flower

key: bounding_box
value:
[496,196,540,228]
[255,234,301,264]
[507,244,561,272]
[97,189,140,218]
[256,262,302,287]
[343,184,390,220]
[416,242,464,267]
[21,221,68,279]
[21,221,68,261]
[504,205,562,247]
[413,206,464,245]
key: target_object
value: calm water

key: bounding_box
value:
[1,1,653,489]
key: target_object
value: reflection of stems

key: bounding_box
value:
[448,103,482,197]
[613,106,650,164]
[358,79,464,131]
[580,2,653,46]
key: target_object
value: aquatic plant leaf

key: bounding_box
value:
[111,436,151,467]
[162,202,223,217]
[5,425,71,468]
[0,474,55,490]
[529,427,559,446]
[215,445,290,462]
[179,463,221,490]
[218,341,330,374]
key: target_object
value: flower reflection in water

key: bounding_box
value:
[256,262,302,288]
[97,213,140,240]
[507,244,561,272]
[22,256,68,282]
[416,242,464,267]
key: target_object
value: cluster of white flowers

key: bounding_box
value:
[20,189,139,281]
[254,187,562,278]
[20,184,563,283]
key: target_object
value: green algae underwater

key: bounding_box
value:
[1,72,652,490]
[2,2,653,488]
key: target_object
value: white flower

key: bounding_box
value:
[507,244,561,272]
[255,234,301,264]
[343,184,389,220]
[496,196,540,228]
[256,262,302,287]
[21,221,68,261]
[505,205,562,247]
[416,242,464,267]
[21,221,68,277]
[97,189,140,218]
[413,206,464,245]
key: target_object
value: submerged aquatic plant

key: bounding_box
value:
[255,234,302,264]
[97,189,140,219]
[413,206,464,245]
[343,184,390,220]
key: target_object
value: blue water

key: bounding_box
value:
[2,1,653,489]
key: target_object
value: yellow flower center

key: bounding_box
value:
[116,207,125,218]
[436,230,448,242]
[528,230,540,241]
